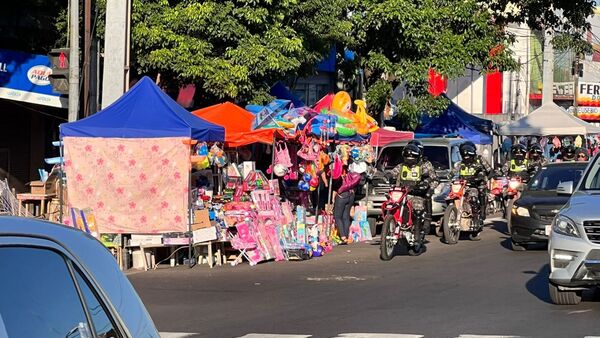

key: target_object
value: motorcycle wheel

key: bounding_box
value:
[505,199,514,234]
[380,215,396,261]
[443,204,460,245]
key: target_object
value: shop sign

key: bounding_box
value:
[554,82,574,99]
[0,49,67,108]
[577,82,600,106]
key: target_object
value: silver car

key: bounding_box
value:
[548,155,600,305]
[0,216,160,337]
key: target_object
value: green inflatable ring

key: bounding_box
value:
[336,125,356,136]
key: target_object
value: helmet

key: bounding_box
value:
[528,144,543,160]
[402,144,422,166]
[459,142,477,164]
[575,147,589,161]
[511,144,527,163]
[407,140,424,151]
[562,145,576,161]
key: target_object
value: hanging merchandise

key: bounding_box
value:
[297,137,320,161]
[193,142,211,170]
[274,142,293,168]
[208,143,228,168]
[361,144,376,164]
[331,154,343,179]
[575,135,583,148]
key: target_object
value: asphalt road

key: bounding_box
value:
[129,218,600,338]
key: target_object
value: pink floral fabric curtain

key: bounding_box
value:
[63,137,190,233]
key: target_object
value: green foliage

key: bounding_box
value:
[553,32,594,56]
[354,0,517,127]
[484,0,595,32]
[132,0,353,104]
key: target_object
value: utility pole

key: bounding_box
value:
[83,0,92,117]
[68,0,80,122]
[542,29,554,105]
[573,53,582,116]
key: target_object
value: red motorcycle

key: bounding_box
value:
[488,176,508,215]
[380,186,426,260]
[442,179,484,244]
[505,176,524,231]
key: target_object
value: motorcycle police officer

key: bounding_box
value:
[386,143,439,236]
[387,140,437,232]
[527,144,547,177]
[451,141,492,224]
[502,144,529,182]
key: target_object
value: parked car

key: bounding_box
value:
[359,138,467,235]
[0,216,160,337]
[509,162,587,251]
[548,155,600,305]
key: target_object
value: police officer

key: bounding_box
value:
[527,144,547,177]
[502,144,529,182]
[386,143,439,237]
[388,140,437,231]
[557,144,577,162]
[451,141,492,223]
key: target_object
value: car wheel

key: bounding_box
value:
[549,283,582,305]
[510,240,527,251]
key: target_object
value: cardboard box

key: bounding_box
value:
[242,161,255,179]
[193,227,217,243]
[29,180,57,195]
[130,234,163,246]
[192,209,212,230]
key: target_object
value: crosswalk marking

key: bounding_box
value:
[336,334,424,338]
[458,335,523,338]
[236,335,311,338]
[232,333,600,338]
[160,332,198,338]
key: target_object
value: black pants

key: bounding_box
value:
[334,191,354,238]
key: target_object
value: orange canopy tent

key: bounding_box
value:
[192,102,284,147]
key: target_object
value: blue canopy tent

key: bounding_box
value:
[415,98,494,145]
[270,81,304,108]
[60,76,225,141]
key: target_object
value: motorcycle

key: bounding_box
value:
[442,179,484,244]
[380,185,427,260]
[505,176,524,232]
[488,175,508,216]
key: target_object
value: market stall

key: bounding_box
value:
[60,76,225,234]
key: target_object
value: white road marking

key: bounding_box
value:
[457,335,523,338]
[160,332,198,338]
[306,275,367,281]
[336,334,424,338]
[237,335,312,338]
[568,309,593,315]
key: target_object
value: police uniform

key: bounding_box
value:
[389,160,438,215]
[451,156,492,220]
[502,158,530,181]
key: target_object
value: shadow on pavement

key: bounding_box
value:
[489,219,509,236]
[525,264,552,304]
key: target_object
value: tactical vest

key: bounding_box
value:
[400,165,421,182]
[460,162,477,177]
[510,159,528,173]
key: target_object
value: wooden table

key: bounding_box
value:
[16,193,56,218]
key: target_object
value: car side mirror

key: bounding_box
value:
[556,181,574,195]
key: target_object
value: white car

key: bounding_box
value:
[548,154,600,305]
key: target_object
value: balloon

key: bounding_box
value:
[303,173,312,182]
[309,177,319,187]
[312,245,323,257]
[331,91,352,114]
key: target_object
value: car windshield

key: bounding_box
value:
[377,145,450,171]
[581,156,600,190]
[528,165,585,191]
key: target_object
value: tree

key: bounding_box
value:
[132,0,353,105]
[353,0,517,128]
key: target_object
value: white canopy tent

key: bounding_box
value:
[499,102,600,136]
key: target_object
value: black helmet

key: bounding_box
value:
[402,143,422,166]
[407,139,424,151]
[562,145,576,161]
[459,142,477,164]
[529,144,543,160]
[511,144,527,162]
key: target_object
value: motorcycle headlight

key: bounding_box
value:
[508,180,521,190]
[552,215,581,238]
[512,206,530,217]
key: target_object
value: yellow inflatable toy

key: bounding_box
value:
[328,91,379,135]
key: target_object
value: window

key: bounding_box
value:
[529,166,585,191]
[0,247,89,338]
[451,146,462,166]
[74,268,120,338]
[582,156,600,190]
[376,145,451,171]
